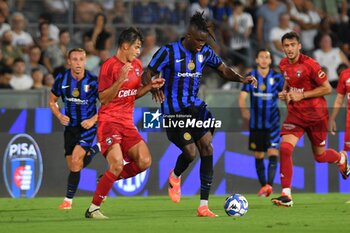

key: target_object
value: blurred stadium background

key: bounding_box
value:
[0,0,349,199]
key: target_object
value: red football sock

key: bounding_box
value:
[280,142,294,189]
[118,162,142,180]
[314,149,341,163]
[92,170,117,206]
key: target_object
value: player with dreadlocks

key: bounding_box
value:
[142,12,257,217]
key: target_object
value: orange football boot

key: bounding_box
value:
[168,170,181,203]
[58,200,72,209]
[338,151,350,180]
[197,205,218,217]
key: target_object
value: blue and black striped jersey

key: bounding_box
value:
[148,38,222,114]
[51,69,98,127]
[241,69,284,130]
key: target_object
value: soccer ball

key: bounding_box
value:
[224,194,248,217]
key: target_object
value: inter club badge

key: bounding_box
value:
[259,83,266,91]
[72,88,80,97]
[188,60,195,70]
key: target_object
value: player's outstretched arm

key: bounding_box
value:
[216,63,257,87]
[329,93,345,135]
[141,68,154,86]
[136,77,165,99]
[140,68,165,103]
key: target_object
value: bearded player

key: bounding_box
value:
[271,32,350,207]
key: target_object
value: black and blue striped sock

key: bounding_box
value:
[200,155,213,201]
[255,158,266,186]
[66,171,80,199]
[267,155,278,186]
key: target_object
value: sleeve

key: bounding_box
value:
[98,62,114,93]
[91,75,99,101]
[206,46,223,68]
[137,60,143,88]
[279,60,285,75]
[241,72,252,92]
[279,3,288,14]
[269,28,278,42]
[241,83,251,92]
[309,59,327,86]
[247,13,254,28]
[148,46,169,74]
[83,30,92,40]
[43,46,51,59]
[336,71,346,95]
[228,15,233,27]
[313,50,320,61]
[51,73,62,97]
[256,5,263,18]
[277,73,285,92]
[26,33,34,44]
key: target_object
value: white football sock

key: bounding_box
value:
[282,188,291,196]
[339,153,345,165]
[89,203,100,212]
[200,200,208,207]
[172,171,180,179]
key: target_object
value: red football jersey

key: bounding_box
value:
[337,68,350,150]
[337,68,350,107]
[98,56,142,123]
[280,54,328,121]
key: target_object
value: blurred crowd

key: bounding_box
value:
[0,0,349,91]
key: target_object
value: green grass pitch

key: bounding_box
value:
[0,194,349,233]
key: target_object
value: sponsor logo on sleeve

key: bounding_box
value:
[106,137,113,145]
[345,78,350,86]
[318,70,326,79]
[283,123,296,130]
